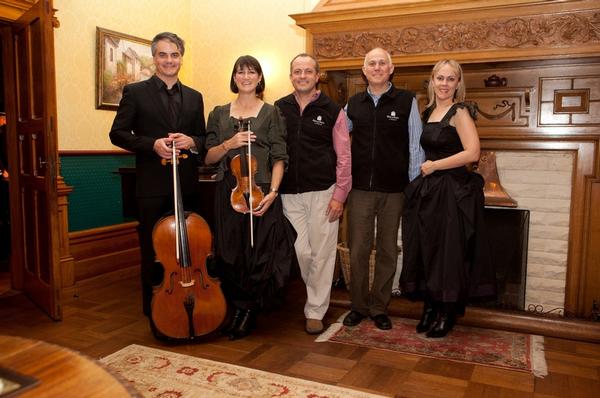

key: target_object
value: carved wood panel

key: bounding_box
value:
[539,76,600,126]
[313,10,600,59]
[466,88,531,127]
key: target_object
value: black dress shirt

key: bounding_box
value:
[152,75,182,130]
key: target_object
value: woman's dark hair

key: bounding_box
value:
[229,55,265,95]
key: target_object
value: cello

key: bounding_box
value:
[151,144,227,339]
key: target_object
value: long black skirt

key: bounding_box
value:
[400,169,496,304]
[213,174,297,311]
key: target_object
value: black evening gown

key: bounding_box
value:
[400,103,496,305]
[213,176,296,311]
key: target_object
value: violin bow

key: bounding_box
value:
[247,119,255,248]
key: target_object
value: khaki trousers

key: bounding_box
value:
[282,185,338,320]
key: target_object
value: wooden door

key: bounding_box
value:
[8,0,61,319]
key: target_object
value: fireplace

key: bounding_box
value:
[494,150,574,314]
[481,207,529,311]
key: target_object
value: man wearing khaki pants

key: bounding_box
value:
[276,53,351,334]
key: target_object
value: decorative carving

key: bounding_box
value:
[468,100,516,121]
[52,8,60,29]
[484,75,507,87]
[527,304,565,317]
[464,88,531,128]
[313,11,600,58]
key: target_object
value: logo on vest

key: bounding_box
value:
[387,111,399,121]
[312,115,325,126]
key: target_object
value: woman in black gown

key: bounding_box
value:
[400,59,495,338]
[204,55,296,340]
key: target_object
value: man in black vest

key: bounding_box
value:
[109,32,206,316]
[343,48,424,330]
[276,54,351,335]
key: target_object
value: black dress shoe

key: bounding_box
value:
[371,314,392,330]
[416,301,437,333]
[426,313,455,338]
[228,309,256,340]
[343,311,367,326]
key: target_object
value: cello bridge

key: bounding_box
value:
[179,280,195,288]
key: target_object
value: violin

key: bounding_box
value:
[229,118,264,247]
[150,144,227,339]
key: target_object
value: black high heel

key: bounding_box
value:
[426,303,456,338]
[416,301,437,333]
[228,309,256,340]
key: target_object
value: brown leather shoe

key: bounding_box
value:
[305,318,324,334]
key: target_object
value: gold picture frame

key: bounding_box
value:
[95,27,154,110]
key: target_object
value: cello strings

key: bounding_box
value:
[172,144,181,265]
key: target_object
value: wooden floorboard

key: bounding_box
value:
[0,274,598,397]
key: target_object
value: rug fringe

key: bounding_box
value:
[336,310,350,323]
[530,335,548,378]
[315,312,348,343]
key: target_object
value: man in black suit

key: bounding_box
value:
[109,32,206,316]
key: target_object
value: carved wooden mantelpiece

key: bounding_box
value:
[293,0,600,69]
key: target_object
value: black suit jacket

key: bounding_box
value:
[109,76,206,197]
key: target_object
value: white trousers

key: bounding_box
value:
[282,185,339,320]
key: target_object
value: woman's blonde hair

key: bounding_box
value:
[426,59,466,108]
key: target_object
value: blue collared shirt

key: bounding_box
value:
[345,83,425,181]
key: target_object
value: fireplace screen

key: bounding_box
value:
[479,207,530,311]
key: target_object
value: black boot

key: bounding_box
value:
[426,303,456,338]
[222,308,244,336]
[228,309,256,340]
[416,301,437,333]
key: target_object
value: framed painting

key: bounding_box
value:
[96,27,154,110]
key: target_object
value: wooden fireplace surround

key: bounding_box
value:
[292,0,600,341]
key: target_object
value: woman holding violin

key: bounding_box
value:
[205,55,296,340]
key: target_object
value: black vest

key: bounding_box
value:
[276,93,341,194]
[347,86,413,192]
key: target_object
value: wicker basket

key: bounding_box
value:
[336,242,375,291]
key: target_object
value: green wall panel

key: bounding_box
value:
[60,154,135,232]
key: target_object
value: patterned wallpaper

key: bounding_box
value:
[54,0,319,151]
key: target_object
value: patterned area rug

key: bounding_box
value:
[316,312,547,377]
[101,344,389,398]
